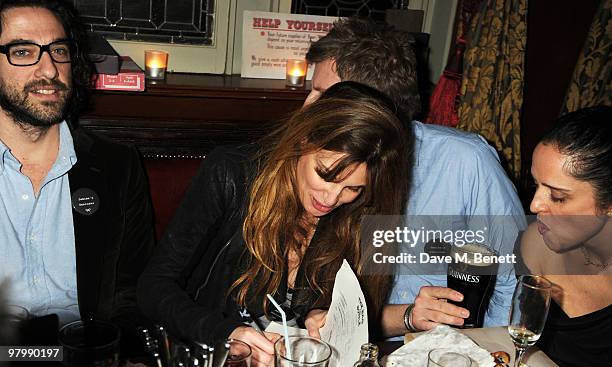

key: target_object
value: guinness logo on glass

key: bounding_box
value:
[447,243,498,328]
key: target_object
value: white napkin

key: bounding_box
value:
[383,325,495,367]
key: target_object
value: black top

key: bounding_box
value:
[514,236,612,366]
[537,301,612,366]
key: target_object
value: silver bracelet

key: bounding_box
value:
[403,303,418,332]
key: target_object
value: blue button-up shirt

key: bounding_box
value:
[0,121,80,325]
[388,122,526,329]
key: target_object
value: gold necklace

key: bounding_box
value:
[580,247,612,270]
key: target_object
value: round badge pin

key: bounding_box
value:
[71,188,100,216]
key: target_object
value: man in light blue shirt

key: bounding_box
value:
[0,0,154,353]
[0,121,80,325]
[388,121,525,330]
[305,17,525,337]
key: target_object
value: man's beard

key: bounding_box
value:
[0,79,71,130]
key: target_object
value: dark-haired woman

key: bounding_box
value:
[138,82,412,366]
[517,106,612,366]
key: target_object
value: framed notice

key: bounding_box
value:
[241,11,339,79]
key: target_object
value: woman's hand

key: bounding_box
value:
[229,326,281,366]
[304,309,327,339]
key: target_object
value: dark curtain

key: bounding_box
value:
[562,0,612,113]
[457,0,528,181]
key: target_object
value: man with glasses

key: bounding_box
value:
[0,0,154,354]
[0,39,75,67]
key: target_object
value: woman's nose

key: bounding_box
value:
[322,185,343,206]
[530,190,547,214]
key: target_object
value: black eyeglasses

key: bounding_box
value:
[0,39,76,66]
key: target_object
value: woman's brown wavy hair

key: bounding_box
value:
[231,81,412,324]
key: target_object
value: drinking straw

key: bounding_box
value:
[266,294,292,360]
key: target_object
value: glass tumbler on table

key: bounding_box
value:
[6,304,30,322]
[223,339,252,367]
[508,275,552,367]
[274,336,332,367]
[58,319,121,367]
[427,348,472,367]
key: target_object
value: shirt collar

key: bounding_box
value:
[412,121,424,167]
[58,121,78,166]
[0,121,77,176]
[48,121,78,178]
[0,138,9,175]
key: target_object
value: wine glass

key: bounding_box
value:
[507,275,552,367]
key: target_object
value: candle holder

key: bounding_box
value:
[144,50,168,80]
[285,59,307,88]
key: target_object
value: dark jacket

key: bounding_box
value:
[137,146,253,343]
[137,146,329,344]
[69,126,156,353]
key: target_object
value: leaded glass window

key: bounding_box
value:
[72,0,215,45]
[291,0,407,21]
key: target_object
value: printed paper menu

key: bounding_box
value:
[320,259,368,366]
[265,260,368,366]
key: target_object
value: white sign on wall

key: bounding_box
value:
[241,10,339,79]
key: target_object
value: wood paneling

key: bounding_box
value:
[80,73,310,157]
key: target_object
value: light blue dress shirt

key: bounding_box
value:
[388,122,526,329]
[0,121,80,325]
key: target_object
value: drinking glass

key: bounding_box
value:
[447,244,498,328]
[6,304,30,322]
[2,305,29,342]
[507,275,552,367]
[224,339,252,367]
[274,336,332,367]
[58,319,121,367]
[427,348,472,367]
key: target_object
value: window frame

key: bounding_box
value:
[104,0,292,74]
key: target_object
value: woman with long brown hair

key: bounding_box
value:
[138,81,412,366]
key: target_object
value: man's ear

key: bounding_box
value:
[330,58,339,75]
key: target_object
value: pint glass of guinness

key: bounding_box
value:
[447,243,498,328]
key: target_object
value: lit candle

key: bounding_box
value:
[144,50,169,80]
[285,59,308,87]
